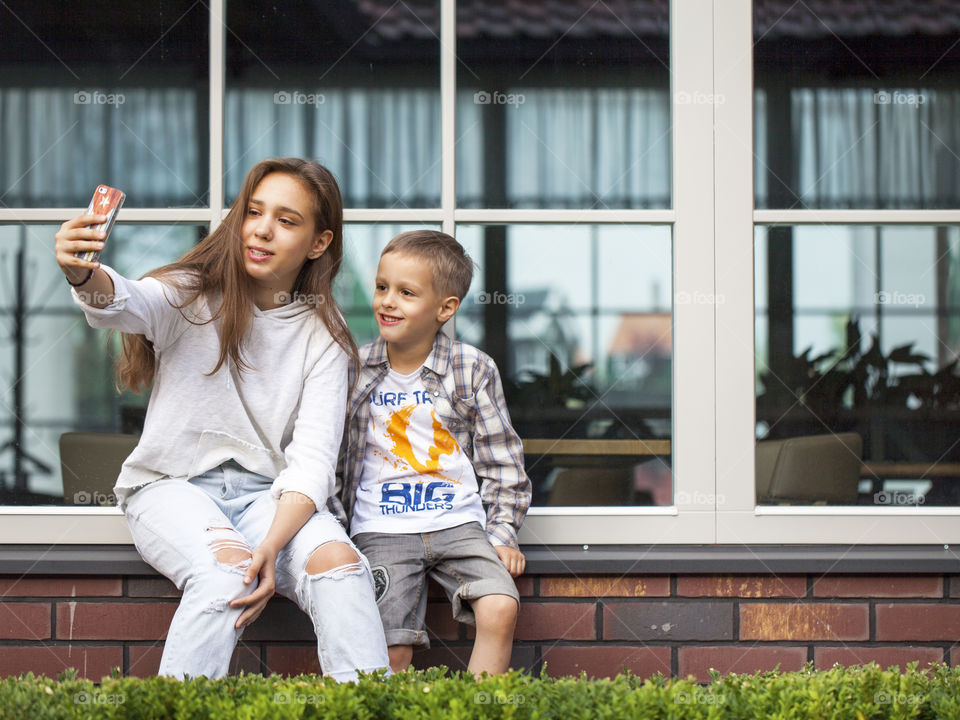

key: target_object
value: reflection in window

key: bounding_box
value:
[456,1,670,209]
[457,225,672,507]
[0,1,208,207]
[457,89,670,209]
[224,2,440,208]
[755,226,960,506]
[754,0,960,209]
[0,225,202,504]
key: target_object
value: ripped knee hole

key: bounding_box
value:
[306,561,365,580]
[206,526,253,570]
[305,541,361,575]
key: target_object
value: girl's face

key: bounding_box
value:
[241,172,332,309]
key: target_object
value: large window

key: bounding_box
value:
[0,0,680,538]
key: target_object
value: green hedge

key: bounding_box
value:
[3,663,960,719]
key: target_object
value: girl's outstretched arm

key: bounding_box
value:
[230,490,317,628]
[55,214,115,308]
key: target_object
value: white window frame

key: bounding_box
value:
[6,0,950,546]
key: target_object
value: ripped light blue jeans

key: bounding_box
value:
[123,463,390,681]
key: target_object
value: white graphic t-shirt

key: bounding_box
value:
[350,366,486,536]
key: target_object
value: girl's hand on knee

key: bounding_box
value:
[230,545,277,628]
[55,215,106,284]
[494,546,526,578]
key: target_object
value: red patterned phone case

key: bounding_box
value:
[78,184,125,263]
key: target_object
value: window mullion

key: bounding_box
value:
[714,0,756,535]
[208,0,226,232]
[671,0,718,540]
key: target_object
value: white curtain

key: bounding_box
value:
[754,87,960,208]
[224,88,441,207]
[507,87,671,208]
[0,87,199,206]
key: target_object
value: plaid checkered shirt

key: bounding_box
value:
[331,332,531,548]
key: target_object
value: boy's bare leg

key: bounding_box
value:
[467,594,518,675]
[388,644,414,673]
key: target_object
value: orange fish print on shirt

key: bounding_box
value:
[384,405,462,483]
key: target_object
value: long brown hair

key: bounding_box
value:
[117,158,357,392]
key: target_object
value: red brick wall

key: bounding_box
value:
[0,573,956,681]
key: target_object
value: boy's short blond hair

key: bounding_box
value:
[381,230,475,301]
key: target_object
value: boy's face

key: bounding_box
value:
[374,251,458,353]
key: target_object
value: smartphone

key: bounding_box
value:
[77,184,125,264]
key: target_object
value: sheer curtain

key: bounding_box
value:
[0,87,199,207]
[507,88,670,208]
[754,87,960,209]
[224,88,441,208]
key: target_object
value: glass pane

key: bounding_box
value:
[0,224,202,505]
[0,2,208,207]
[225,2,440,208]
[754,0,960,209]
[456,4,670,208]
[755,225,960,506]
[458,225,673,507]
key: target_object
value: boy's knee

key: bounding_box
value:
[473,594,519,626]
[305,541,362,575]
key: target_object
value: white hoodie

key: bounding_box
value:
[73,264,348,511]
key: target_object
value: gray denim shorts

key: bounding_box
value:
[353,521,519,648]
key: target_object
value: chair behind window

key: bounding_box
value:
[60,432,139,506]
[755,432,862,505]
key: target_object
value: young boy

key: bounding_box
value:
[334,230,531,675]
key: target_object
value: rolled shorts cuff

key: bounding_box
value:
[452,577,519,625]
[384,628,428,648]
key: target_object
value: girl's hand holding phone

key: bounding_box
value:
[55,213,108,284]
[56,185,124,306]
[57,184,123,279]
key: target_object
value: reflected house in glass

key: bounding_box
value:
[606,313,672,406]
[460,288,580,379]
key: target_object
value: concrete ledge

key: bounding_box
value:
[1,544,959,575]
